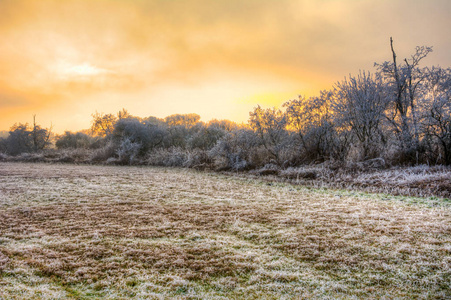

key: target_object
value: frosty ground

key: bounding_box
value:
[0,162,450,299]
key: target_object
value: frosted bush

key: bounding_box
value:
[116,138,141,164]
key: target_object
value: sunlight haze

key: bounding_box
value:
[1,0,450,132]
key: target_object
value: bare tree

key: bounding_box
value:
[31,115,52,152]
[376,38,432,158]
[422,67,451,164]
[90,112,117,137]
[284,92,348,162]
[331,71,387,159]
[248,105,288,165]
[117,108,132,120]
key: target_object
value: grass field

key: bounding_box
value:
[0,162,450,299]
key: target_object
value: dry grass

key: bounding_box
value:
[261,164,451,199]
[0,162,450,299]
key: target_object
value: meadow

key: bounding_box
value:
[0,162,450,299]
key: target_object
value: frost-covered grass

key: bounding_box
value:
[274,164,451,198]
[0,162,450,299]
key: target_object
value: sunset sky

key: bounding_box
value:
[1,0,450,133]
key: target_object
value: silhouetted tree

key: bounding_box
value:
[249,105,288,165]
[90,112,117,137]
[4,116,52,155]
[165,113,201,128]
[284,92,347,162]
[31,115,52,152]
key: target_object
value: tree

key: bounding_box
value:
[188,123,226,150]
[55,131,93,149]
[208,128,260,170]
[284,95,328,153]
[5,123,33,155]
[422,67,451,164]
[117,108,132,120]
[248,105,288,165]
[31,115,52,152]
[376,38,432,158]
[331,71,387,159]
[284,92,348,162]
[4,116,52,155]
[90,112,117,137]
[143,116,165,127]
[165,113,201,128]
[90,109,134,137]
[113,117,166,154]
[207,119,239,131]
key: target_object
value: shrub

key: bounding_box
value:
[55,131,95,149]
[146,147,188,167]
[115,137,142,165]
[89,142,116,163]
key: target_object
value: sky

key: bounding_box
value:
[0,0,450,133]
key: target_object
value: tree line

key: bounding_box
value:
[1,39,450,168]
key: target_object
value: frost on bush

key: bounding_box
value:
[146,147,210,168]
[89,142,116,163]
[15,152,45,162]
[208,140,229,170]
[208,139,248,171]
[116,137,141,164]
[183,149,210,169]
[229,153,248,171]
[147,147,187,167]
[55,131,96,149]
[59,148,91,162]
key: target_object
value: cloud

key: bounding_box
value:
[0,0,450,132]
[0,91,28,108]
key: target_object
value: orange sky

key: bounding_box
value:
[1,0,450,133]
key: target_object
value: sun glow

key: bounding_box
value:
[0,0,449,133]
[66,63,108,76]
[54,61,112,79]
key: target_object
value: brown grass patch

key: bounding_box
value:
[0,162,450,299]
